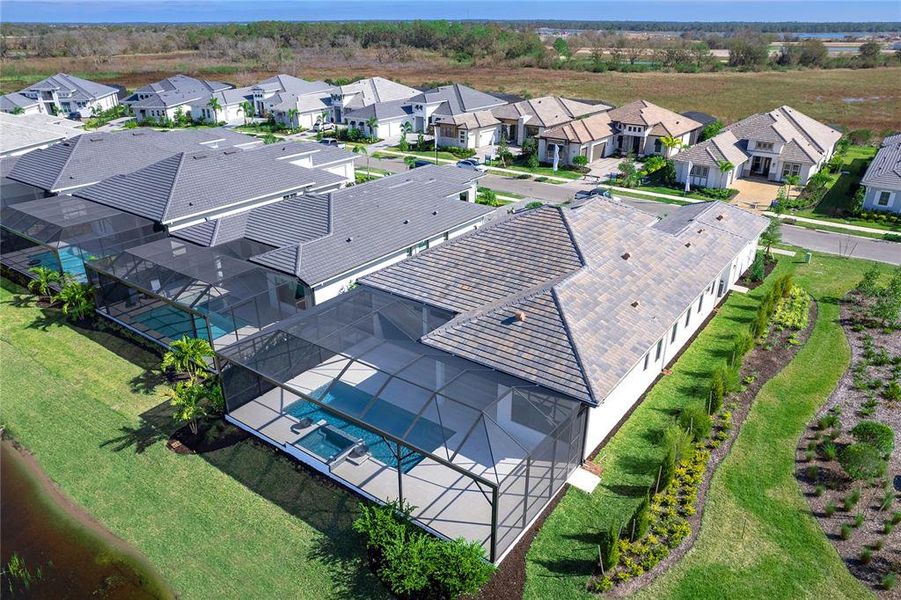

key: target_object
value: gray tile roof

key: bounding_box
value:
[253,75,333,96]
[363,200,767,404]
[249,165,492,286]
[492,96,611,128]
[339,77,419,108]
[22,73,118,103]
[724,105,841,164]
[861,133,901,190]
[0,112,83,156]
[7,128,261,192]
[73,141,349,224]
[433,109,500,130]
[125,75,232,109]
[1,92,41,112]
[412,84,506,115]
[672,130,749,168]
[345,98,412,122]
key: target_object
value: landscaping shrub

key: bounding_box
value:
[882,572,897,591]
[749,251,766,282]
[825,501,836,517]
[524,201,543,210]
[662,424,693,465]
[820,441,837,461]
[708,366,725,414]
[838,443,887,481]
[839,523,852,540]
[772,285,811,331]
[860,548,872,564]
[626,495,651,541]
[733,328,755,359]
[353,501,494,599]
[678,401,712,442]
[657,446,677,492]
[598,524,621,571]
[850,420,894,457]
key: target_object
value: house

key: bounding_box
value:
[250,74,335,128]
[124,75,232,123]
[86,165,491,349]
[0,112,83,157]
[607,100,703,158]
[17,73,119,118]
[671,131,749,189]
[408,84,507,135]
[673,105,842,190]
[860,133,901,213]
[432,110,502,150]
[491,96,611,146]
[216,198,766,563]
[190,86,255,126]
[344,99,414,139]
[538,111,616,166]
[330,76,419,124]
[1,92,46,115]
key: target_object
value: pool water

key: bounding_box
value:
[30,247,87,282]
[286,381,455,474]
[296,426,356,463]
[129,304,243,343]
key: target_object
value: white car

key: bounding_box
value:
[456,159,488,172]
[313,121,334,132]
[318,138,345,148]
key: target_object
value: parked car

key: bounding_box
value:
[573,187,611,201]
[412,159,434,169]
[313,121,334,132]
[456,159,488,172]
[318,138,344,148]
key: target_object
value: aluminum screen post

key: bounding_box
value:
[490,485,499,563]
[522,458,531,528]
[397,441,404,505]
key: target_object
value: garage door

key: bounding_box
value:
[590,142,606,162]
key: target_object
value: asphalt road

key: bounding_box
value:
[366,156,900,266]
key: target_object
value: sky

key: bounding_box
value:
[1,0,899,24]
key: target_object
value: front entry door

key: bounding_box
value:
[631,136,641,154]
[751,156,772,176]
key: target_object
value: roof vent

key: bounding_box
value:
[631,300,640,308]
[403,219,409,224]
[716,214,724,221]
[89,136,103,142]
[193,154,208,160]
[621,252,631,260]
[514,310,527,322]
[697,228,704,234]
[685,242,691,248]
[432,210,438,216]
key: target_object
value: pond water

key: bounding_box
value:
[0,441,175,599]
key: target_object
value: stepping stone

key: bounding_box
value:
[567,467,601,494]
[732,284,750,294]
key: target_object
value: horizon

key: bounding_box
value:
[2,0,900,25]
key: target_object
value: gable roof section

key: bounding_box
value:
[363,200,767,404]
[413,84,506,115]
[1,92,41,112]
[492,96,610,128]
[861,133,901,190]
[539,111,615,144]
[607,100,702,137]
[672,130,749,168]
[254,74,333,96]
[724,105,841,164]
[340,77,419,108]
[345,98,412,121]
[433,109,500,130]
[23,73,118,102]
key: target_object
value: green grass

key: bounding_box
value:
[386,147,460,161]
[524,252,886,600]
[606,187,693,206]
[635,253,886,600]
[0,279,386,600]
[486,158,582,180]
[618,182,734,203]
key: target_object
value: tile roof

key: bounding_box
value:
[339,77,419,108]
[539,111,615,144]
[433,109,500,130]
[607,100,702,137]
[73,140,350,223]
[672,130,749,168]
[253,74,334,96]
[248,165,492,285]
[1,92,41,112]
[0,112,83,156]
[724,105,841,164]
[492,96,611,128]
[7,128,261,192]
[345,98,413,121]
[364,200,767,404]
[413,84,506,115]
[22,73,118,102]
[861,133,901,190]
[125,75,232,109]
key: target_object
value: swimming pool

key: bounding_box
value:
[286,381,455,474]
[29,247,87,282]
[129,304,243,342]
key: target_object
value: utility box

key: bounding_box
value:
[804,251,812,264]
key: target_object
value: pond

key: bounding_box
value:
[0,440,175,599]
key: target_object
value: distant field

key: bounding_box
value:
[1,52,898,131]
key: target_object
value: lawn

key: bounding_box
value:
[634,253,887,600]
[612,181,730,203]
[0,279,386,600]
[524,252,886,600]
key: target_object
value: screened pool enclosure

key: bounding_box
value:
[88,238,305,349]
[219,286,587,562]
[1,196,163,283]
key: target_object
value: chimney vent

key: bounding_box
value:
[685,242,692,248]
[621,252,631,260]
[631,300,640,308]
[403,219,409,224]
[346,236,353,242]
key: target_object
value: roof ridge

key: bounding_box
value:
[557,205,588,267]
[49,132,84,190]
[549,286,597,403]
[159,152,187,222]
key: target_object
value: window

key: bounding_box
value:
[877,191,892,207]
[698,294,704,312]
[643,352,650,371]
[654,139,662,153]
[655,340,663,361]
[685,308,691,327]
[671,322,678,343]
[690,165,709,178]
[782,163,801,178]
[458,129,466,144]
[756,141,774,151]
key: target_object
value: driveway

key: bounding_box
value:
[589,157,623,181]
[731,178,782,213]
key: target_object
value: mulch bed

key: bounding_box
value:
[736,254,777,291]
[167,418,249,454]
[605,297,817,598]
[794,292,900,595]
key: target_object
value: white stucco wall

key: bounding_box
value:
[863,187,900,213]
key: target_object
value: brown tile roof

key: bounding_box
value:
[492,96,610,128]
[607,100,703,137]
[539,111,615,144]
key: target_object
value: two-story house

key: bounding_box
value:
[17,73,119,118]
[860,133,901,214]
[124,75,233,123]
[673,105,841,190]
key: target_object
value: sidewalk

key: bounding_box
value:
[375,149,578,183]
[764,212,896,236]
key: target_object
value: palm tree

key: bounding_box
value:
[27,266,61,301]
[783,174,800,198]
[206,97,222,123]
[716,160,734,174]
[404,155,417,170]
[353,145,371,178]
[287,108,299,129]
[161,336,214,381]
[319,109,330,126]
[366,116,379,139]
[659,135,683,156]
[166,380,207,436]
[239,100,255,125]
[53,276,93,321]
